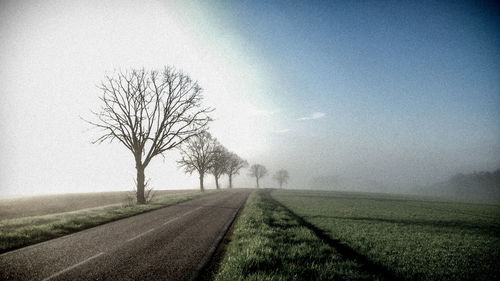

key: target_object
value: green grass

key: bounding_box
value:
[0,190,217,253]
[213,190,384,281]
[272,189,500,281]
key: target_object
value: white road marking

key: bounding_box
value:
[162,217,180,226]
[41,252,105,281]
[126,228,156,242]
[129,206,204,239]
[161,206,203,226]
[182,206,203,217]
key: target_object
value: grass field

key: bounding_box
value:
[0,189,216,253]
[272,190,500,280]
[214,189,500,281]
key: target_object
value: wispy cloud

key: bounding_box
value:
[250,109,276,117]
[274,129,290,134]
[297,112,326,121]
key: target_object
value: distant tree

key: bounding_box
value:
[86,67,211,204]
[249,164,268,188]
[178,131,216,191]
[209,144,229,189]
[419,168,500,202]
[225,152,248,188]
[273,169,289,189]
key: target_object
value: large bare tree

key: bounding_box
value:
[273,169,289,189]
[225,152,248,188]
[177,131,216,191]
[87,67,211,204]
[209,144,229,190]
[249,164,268,188]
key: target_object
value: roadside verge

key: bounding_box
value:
[0,190,218,254]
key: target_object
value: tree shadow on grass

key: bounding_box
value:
[304,215,500,236]
[243,213,376,280]
[261,189,404,281]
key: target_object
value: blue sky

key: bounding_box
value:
[0,0,498,195]
[217,0,500,134]
[205,0,500,187]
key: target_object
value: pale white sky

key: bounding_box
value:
[0,0,280,196]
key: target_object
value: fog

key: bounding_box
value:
[1,0,499,198]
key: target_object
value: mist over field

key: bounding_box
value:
[309,169,500,202]
[0,0,499,200]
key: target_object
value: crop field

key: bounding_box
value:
[0,189,215,253]
[273,189,500,280]
[214,189,500,281]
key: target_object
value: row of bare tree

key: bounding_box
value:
[249,164,290,189]
[176,131,290,191]
[177,131,247,191]
[86,66,289,204]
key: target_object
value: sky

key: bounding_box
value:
[0,0,499,196]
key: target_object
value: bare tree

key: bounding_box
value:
[86,67,211,204]
[273,169,289,189]
[177,131,216,191]
[249,164,268,188]
[225,152,248,188]
[209,144,229,189]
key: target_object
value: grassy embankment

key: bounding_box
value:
[0,190,217,253]
[214,189,500,281]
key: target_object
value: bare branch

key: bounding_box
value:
[85,66,212,203]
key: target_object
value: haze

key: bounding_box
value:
[1,0,499,197]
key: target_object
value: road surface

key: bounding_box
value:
[0,189,250,280]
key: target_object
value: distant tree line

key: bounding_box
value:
[87,66,290,203]
[415,169,500,202]
[177,132,291,191]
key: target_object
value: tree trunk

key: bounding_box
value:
[256,176,260,188]
[199,173,205,192]
[136,164,146,204]
[228,174,233,188]
[215,175,220,189]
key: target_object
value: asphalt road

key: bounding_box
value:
[0,189,251,281]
